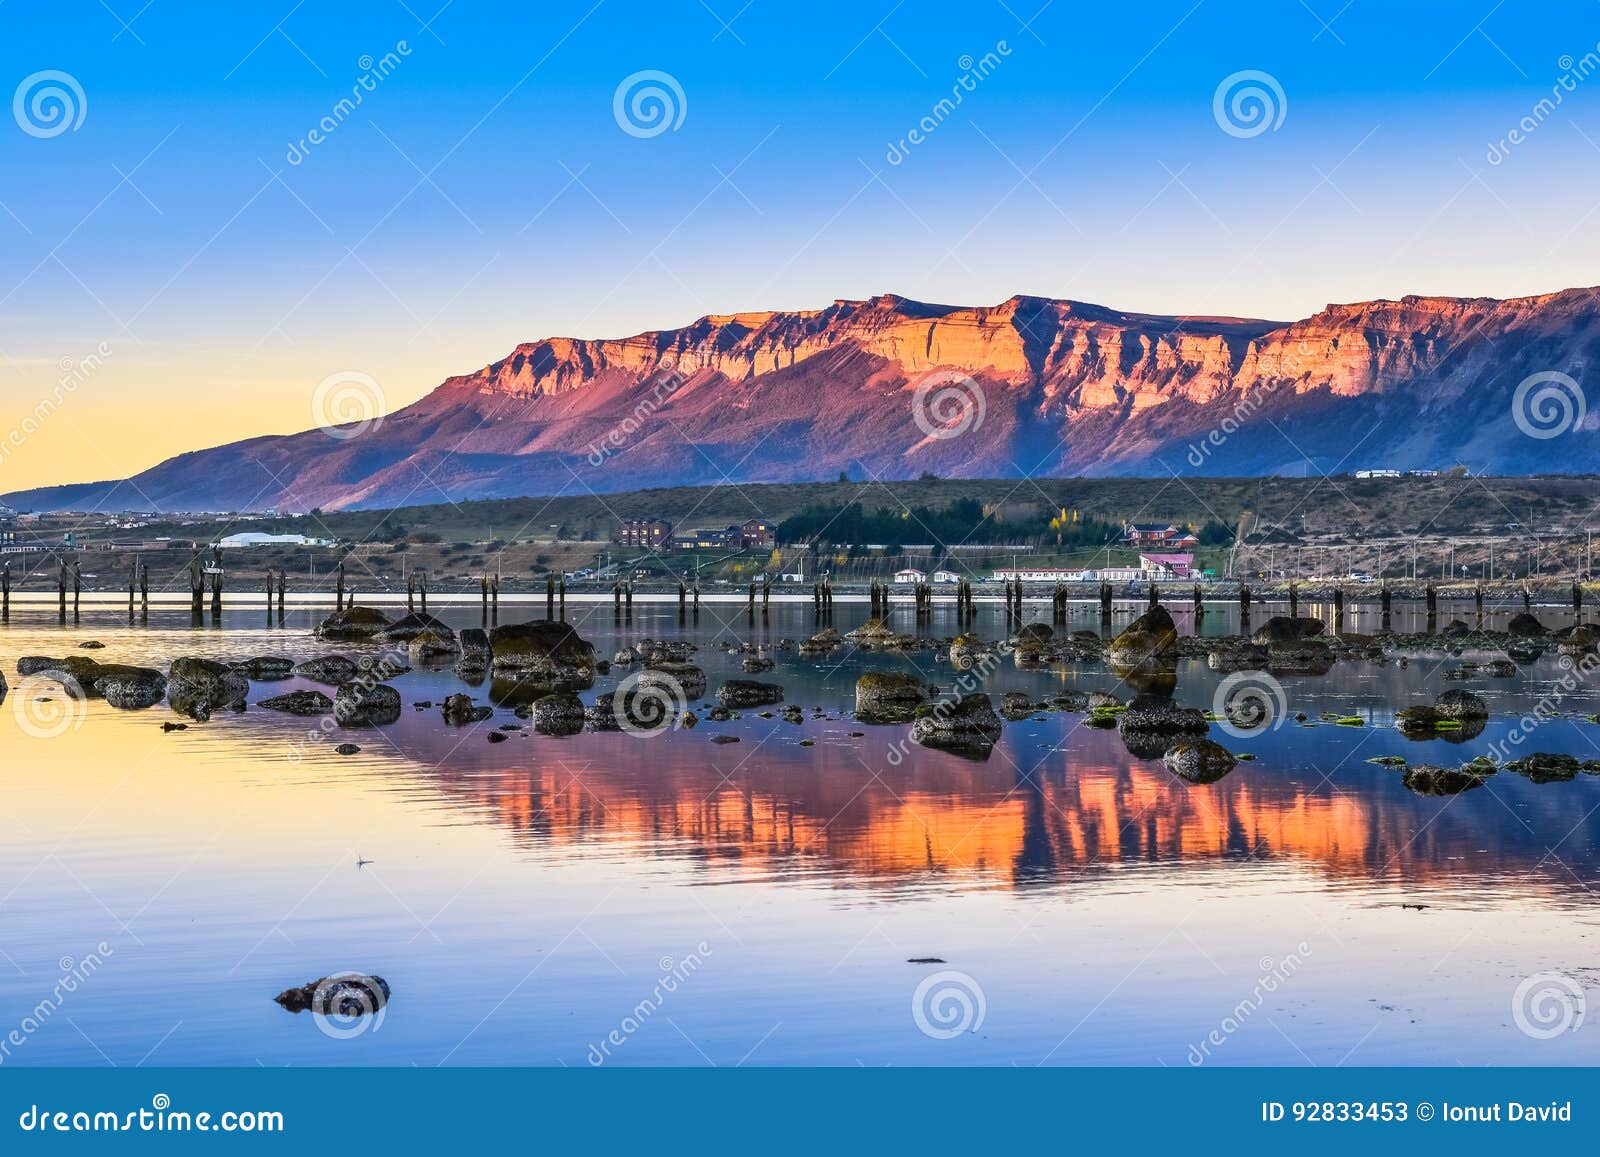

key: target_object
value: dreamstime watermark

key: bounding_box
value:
[286,43,412,164]
[1213,70,1286,139]
[312,370,386,441]
[911,969,986,1039]
[586,355,704,466]
[0,943,113,1065]
[17,1095,283,1134]
[585,942,713,1064]
[309,972,389,1040]
[0,342,113,469]
[612,669,688,737]
[285,650,410,762]
[885,42,1012,165]
[12,670,90,740]
[1487,49,1600,165]
[1484,649,1600,762]
[613,70,686,139]
[13,70,86,138]
[1185,378,1282,468]
[1186,943,1312,1065]
[1512,972,1585,1040]
[910,369,986,441]
[885,639,1014,767]
[1212,671,1288,739]
[1511,370,1585,440]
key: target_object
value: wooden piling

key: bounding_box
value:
[1,562,9,623]
[209,549,221,619]
[418,570,427,615]
[335,564,346,613]
[72,562,81,624]
[546,573,555,619]
[1287,582,1298,617]
[58,562,67,624]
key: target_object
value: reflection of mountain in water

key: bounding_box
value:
[376,723,1600,901]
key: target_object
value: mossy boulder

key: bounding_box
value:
[258,689,335,716]
[1163,739,1237,784]
[489,620,595,681]
[1106,606,1178,669]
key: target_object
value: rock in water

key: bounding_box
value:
[1163,739,1237,784]
[315,605,393,641]
[1106,606,1178,668]
[714,680,785,707]
[258,689,335,716]
[231,656,295,680]
[380,612,455,643]
[274,973,390,1016]
[333,682,403,727]
[488,620,596,682]
[910,693,1003,760]
[1402,764,1490,796]
[1507,612,1545,637]
[531,691,585,736]
[441,693,493,726]
[166,657,248,720]
[292,655,360,685]
[855,671,928,720]
[1252,616,1325,644]
[1434,688,1487,720]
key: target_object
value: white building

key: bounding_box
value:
[216,532,334,549]
[931,569,961,583]
[893,568,926,583]
[991,567,1094,582]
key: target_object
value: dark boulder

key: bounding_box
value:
[489,620,595,682]
[274,973,390,1017]
[1507,612,1545,637]
[1163,739,1237,784]
[293,655,360,686]
[333,681,402,727]
[1106,606,1178,669]
[258,689,334,716]
[715,679,785,708]
[315,605,393,641]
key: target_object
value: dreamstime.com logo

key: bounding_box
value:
[312,370,386,440]
[12,671,89,739]
[1511,370,1586,440]
[613,70,687,139]
[1212,671,1288,739]
[912,970,986,1039]
[1512,972,1585,1040]
[13,70,86,138]
[1213,70,1287,139]
[911,369,986,441]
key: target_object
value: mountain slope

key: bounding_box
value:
[10,288,1600,512]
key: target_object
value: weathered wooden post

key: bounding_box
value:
[762,576,771,608]
[1473,584,1483,627]
[1574,580,1583,623]
[418,569,427,615]
[678,579,687,621]
[747,581,756,611]
[1523,585,1532,612]
[129,558,137,621]
[265,570,274,623]
[209,549,222,619]
[1287,581,1298,617]
[335,563,346,613]
[1333,585,1345,630]
[140,562,150,622]
[1147,581,1158,609]
[406,573,415,613]
[1381,583,1393,631]
[490,574,499,623]
[613,580,622,614]
[546,573,555,619]
[189,557,203,618]
[57,561,67,624]
[276,569,285,623]
[558,575,566,614]
[480,574,489,623]
[1193,583,1204,619]
[2,562,9,623]
[72,561,81,624]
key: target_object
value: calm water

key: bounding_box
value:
[3,593,1599,1067]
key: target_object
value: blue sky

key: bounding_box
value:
[1,0,1598,487]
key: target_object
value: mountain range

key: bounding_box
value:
[9,287,1600,512]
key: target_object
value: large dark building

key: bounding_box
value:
[619,518,672,550]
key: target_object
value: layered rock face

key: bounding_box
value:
[11,288,1600,512]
